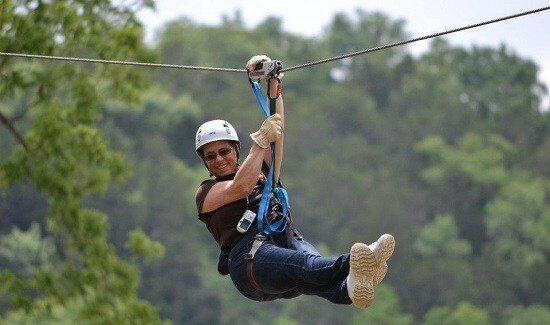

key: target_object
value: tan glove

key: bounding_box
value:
[250,113,282,148]
[246,55,271,71]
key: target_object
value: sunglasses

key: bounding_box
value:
[204,147,233,162]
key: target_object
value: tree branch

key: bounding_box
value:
[11,83,46,122]
[0,110,28,151]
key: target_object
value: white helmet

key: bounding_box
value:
[195,120,240,157]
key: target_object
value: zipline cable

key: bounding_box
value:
[281,5,550,72]
[0,52,246,72]
[0,5,548,73]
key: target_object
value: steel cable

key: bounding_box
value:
[281,5,550,72]
[0,5,548,73]
[0,52,246,72]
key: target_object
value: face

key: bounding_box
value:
[202,140,238,178]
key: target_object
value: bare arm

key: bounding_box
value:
[269,77,284,183]
[199,144,268,213]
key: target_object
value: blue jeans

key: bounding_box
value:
[228,230,352,304]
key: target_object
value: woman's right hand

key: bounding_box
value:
[246,55,271,72]
[250,113,282,148]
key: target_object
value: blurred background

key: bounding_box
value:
[0,1,549,324]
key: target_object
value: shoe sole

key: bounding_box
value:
[372,234,395,285]
[350,243,376,308]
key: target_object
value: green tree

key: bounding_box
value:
[325,10,413,108]
[101,84,203,168]
[0,223,55,279]
[142,12,549,324]
[423,301,491,325]
[2,5,547,324]
[0,223,56,314]
[484,176,550,304]
[415,132,549,311]
[413,215,472,258]
[351,284,413,325]
[96,85,215,322]
[415,133,514,251]
[406,215,474,316]
[0,0,162,322]
[502,305,550,325]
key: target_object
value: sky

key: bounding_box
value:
[138,0,550,107]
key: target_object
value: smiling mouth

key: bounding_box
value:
[217,163,229,170]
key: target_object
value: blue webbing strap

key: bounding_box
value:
[251,82,269,116]
[250,81,288,235]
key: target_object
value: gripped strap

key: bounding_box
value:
[250,80,289,236]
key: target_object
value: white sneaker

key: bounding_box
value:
[347,243,376,309]
[369,234,395,286]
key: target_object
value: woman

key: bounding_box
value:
[194,55,395,308]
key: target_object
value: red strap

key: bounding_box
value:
[246,261,263,292]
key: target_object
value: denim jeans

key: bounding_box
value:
[228,230,352,304]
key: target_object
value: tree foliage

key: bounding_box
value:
[424,302,491,325]
[0,0,162,323]
[1,6,548,324]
